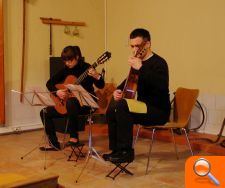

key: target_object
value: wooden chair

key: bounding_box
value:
[135,87,199,174]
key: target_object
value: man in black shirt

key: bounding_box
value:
[40,46,105,151]
[103,28,171,163]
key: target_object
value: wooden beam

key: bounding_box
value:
[20,0,26,102]
[0,0,5,124]
[40,17,86,26]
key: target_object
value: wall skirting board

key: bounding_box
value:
[0,123,43,135]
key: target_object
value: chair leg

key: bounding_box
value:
[170,128,179,160]
[133,124,141,147]
[182,128,194,156]
[146,128,156,174]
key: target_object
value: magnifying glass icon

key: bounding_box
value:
[193,158,220,186]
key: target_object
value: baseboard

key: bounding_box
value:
[0,123,43,135]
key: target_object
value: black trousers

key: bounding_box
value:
[106,98,169,151]
[40,97,90,146]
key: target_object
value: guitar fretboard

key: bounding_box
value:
[74,51,111,85]
[75,62,98,84]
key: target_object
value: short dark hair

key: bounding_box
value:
[130,28,151,41]
[61,46,84,62]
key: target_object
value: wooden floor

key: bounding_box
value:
[0,125,224,188]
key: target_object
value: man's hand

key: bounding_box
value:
[128,56,142,70]
[113,89,123,101]
[88,67,101,80]
[56,89,67,100]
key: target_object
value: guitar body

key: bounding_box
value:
[123,68,138,99]
[50,75,77,114]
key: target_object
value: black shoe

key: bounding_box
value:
[102,151,117,161]
[67,140,79,146]
[66,141,84,148]
[39,142,61,151]
[39,145,60,151]
[109,149,134,163]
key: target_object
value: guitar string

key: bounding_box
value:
[75,56,106,84]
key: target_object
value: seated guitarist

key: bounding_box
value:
[103,28,171,163]
[40,46,105,151]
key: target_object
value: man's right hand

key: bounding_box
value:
[56,89,67,100]
[113,89,123,101]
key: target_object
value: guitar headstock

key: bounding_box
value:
[135,41,147,58]
[96,51,111,65]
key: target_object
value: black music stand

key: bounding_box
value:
[12,89,68,170]
[64,84,107,183]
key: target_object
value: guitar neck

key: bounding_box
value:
[75,62,98,84]
[75,51,111,84]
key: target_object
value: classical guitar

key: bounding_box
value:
[122,43,147,99]
[51,51,111,114]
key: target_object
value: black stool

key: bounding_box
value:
[53,115,87,162]
[67,142,85,162]
[106,162,133,180]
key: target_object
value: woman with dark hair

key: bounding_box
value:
[40,46,105,151]
[61,45,84,62]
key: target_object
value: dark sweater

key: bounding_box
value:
[118,53,171,116]
[46,60,105,97]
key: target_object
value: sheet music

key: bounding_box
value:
[29,86,55,106]
[33,89,55,106]
[12,85,99,108]
[65,84,99,109]
[11,87,55,106]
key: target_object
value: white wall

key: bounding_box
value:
[193,94,225,135]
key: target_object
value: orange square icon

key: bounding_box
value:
[185,156,225,187]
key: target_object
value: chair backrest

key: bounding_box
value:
[95,83,116,114]
[173,87,199,127]
[87,83,116,125]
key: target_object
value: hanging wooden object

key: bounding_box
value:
[20,0,26,102]
[0,0,5,124]
[40,17,86,56]
[40,17,86,26]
